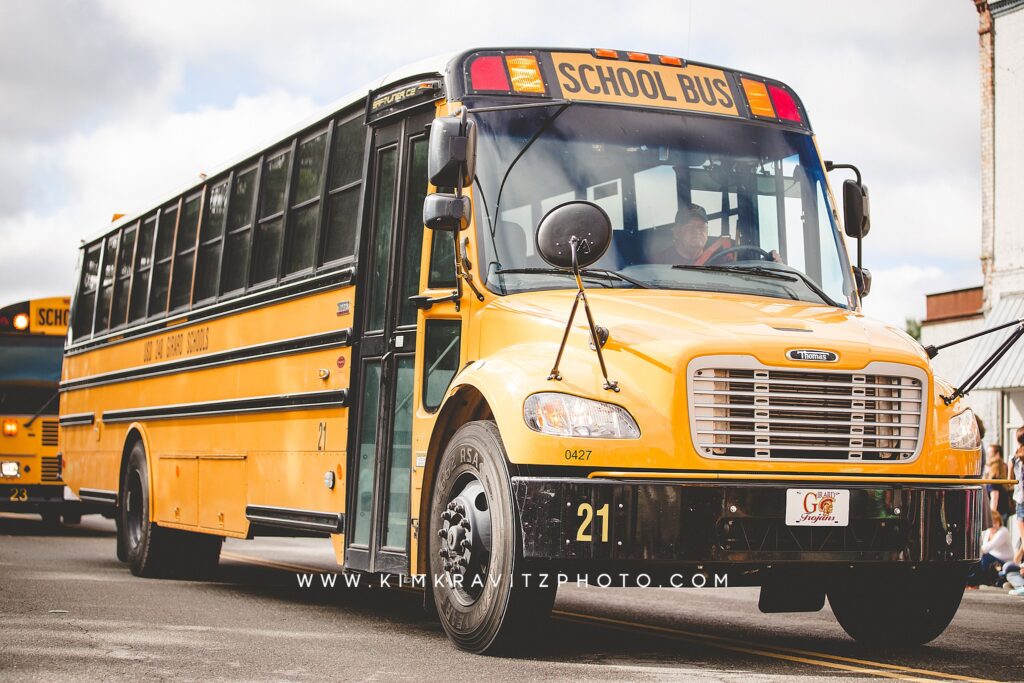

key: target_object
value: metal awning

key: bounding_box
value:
[971,294,1024,390]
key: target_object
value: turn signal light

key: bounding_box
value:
[740,78,775,118]
[505,55,545,94]
[12,312,29,331]
[2,419,18,437]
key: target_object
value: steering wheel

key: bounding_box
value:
[703,245,772,265]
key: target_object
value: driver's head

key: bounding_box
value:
[672,203,709,262]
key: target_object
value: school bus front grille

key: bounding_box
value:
[41,420,59,447]
[688,357,927,462]
[41,456,61,482]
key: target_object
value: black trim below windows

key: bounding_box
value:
[79,488,117,506]
[59,413,96,427]
[61,328,352,392]
[101,389,348,424]
[245,504,344,533]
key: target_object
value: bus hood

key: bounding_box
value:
[481,289,929,372]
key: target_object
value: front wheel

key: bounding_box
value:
[429,420,556,654]
[827,566,966,647]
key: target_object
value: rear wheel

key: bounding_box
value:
[119,440,221,578]
[828,566,966,647]
[429,420,555,654]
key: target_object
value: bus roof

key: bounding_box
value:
[80,47,808,246]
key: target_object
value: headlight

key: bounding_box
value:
[524,392,640,438]
[2,419,18,436]
[949,409,981,450]
[0,461,19,478]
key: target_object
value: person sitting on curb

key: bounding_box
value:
[967,510,1013,587]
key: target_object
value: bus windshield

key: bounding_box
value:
[0,336,63,386]
[472,104,855,308]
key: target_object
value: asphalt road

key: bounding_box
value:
[1,513,1021,682]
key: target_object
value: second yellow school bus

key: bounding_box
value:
[0,297,83,523]
[63,48,988,653]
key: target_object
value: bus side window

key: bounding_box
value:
[251,148,292,286]
[283,130,328,276]
[169,192,202,311]
[110,222,137,329]
[422,319,461,412]
[94,231,119,332]
[129,215,157,322]
[221,166,258,296]
[193,180,229,304]
[148,203,179,317]
[72,243,101,340]
[321,115,366,266]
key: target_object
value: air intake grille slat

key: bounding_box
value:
[689,357,927,462]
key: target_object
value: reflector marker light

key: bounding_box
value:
[12,312,29,331]
[740,78,775,118]
[469,55,510,91]
[767,84,802,123]
[626,52,651,63]
[594,48,619,59]
[505,55,546,94]
[658,55,684,67]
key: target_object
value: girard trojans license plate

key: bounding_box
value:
[785,489,850,527]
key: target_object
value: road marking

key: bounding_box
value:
[553,611,996,683]
[219,551,994,683]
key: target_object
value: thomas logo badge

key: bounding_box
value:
[786,349,839,363]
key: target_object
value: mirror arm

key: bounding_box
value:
[547,236,619,392]
[825,160,865,275]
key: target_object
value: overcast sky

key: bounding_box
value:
[0,0,983,327]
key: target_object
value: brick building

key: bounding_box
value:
[921,0,1024,455]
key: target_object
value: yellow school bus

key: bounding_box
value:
[0,297,85,523]
[63,48,989,653]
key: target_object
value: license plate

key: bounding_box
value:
[785,488,849,527]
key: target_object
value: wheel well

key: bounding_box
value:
[416,385,494,574]
[117,428,145,507]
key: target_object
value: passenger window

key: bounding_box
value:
[194,179,228,303]
[283,131,328,276]
[635,166,678,230]
[422,320,461,411]
[94,232,119,332]
[221,166,257,295]
[322,116,366,265]
[169,192,201,310]
[251,150,291,285]
[148,203,178,317]
[110,223,137,328]
[586,179,623,229]
[72,242,101,340]
[129,215,156,322]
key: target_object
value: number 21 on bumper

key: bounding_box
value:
[577,503,609,542]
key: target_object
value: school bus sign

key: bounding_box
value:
[29,297,70,336]
[551,52,740,116]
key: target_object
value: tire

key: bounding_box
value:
[428,420,556,654]
[62,511,82,525]
[118,441,222,579]
[827,565,966,647]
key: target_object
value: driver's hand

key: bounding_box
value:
[768,250,783,263]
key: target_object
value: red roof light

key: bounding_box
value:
[469,55,510,91]
[767,85,801,123]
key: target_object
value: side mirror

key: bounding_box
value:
[535,201,612,270]
[428,116,477,189]
[854,266,872,298]
[843,179,870,238]
[423,193,471,232]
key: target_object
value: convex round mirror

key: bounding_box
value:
[535,201,612,270]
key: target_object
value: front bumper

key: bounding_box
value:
[514,477,982,568]
[0,483,75,512]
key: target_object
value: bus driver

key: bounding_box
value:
[671,203,781,266]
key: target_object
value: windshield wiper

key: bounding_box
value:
[672,264,839,307]
[496,267,650,289]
